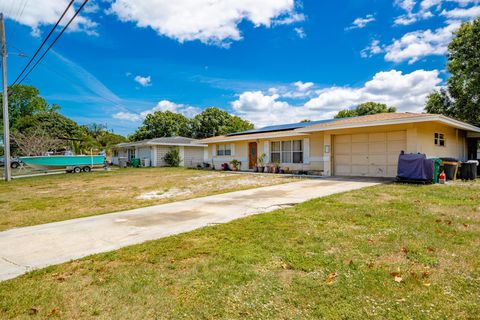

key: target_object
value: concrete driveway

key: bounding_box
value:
[0,177,382,281]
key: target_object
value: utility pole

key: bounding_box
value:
[1,13,11,181]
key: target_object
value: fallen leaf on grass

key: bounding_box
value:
[427,247,435,252]
[29,307,39,315]
[423,282,431,287]
[401,247,408,253]
[462,223,469,228]
[367,238,374,244]
[390,272,402,283]
[445,220,452,225]
[325,272,338,284]
[47,308,60,317]
[435,219,442,223]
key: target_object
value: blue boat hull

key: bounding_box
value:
[20,155,105,170]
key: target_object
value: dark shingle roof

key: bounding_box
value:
[115,136,206,148]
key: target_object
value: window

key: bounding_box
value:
[271,141,281,163]
[127,149,135,160]
[113,150,119,157]
[434,133,445,147]
[217,144,232,156]
[270,140,303,163]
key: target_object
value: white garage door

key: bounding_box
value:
[333,131,406,177]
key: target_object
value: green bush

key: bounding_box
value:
[163,147,182,167]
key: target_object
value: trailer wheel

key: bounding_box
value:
[82,166,92,173]
[73,166,82,173]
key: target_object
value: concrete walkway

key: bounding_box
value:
[0,177,382,281]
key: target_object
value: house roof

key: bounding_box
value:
[226,118,339,136]
[115,136,207,148]
[297,112,480,133]
[199,112,480,144]
[200,130,308,143]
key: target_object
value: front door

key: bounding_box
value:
[248,142,257,169]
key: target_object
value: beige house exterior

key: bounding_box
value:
[200,113,480,178]
[112,137,207,168]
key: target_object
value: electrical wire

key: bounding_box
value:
[10,0,76,86]
[16,0,89,86]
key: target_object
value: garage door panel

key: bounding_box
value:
[351,143,368,154]
[334,130,406,178]
[335,135,351,144]
[335,143,351,154]
[387,140,406,152]
[369,142,386,154]
[351,165,369,176]
[369,165,387,177]
[369,132,386,142]
[387,154,400,165]
[387,165,398,177]
[335,164,351,175]
[369,154,387,165]
[351,154,369,165]
[335,155,351,165]
[351,134,368,143]
[387,131,406,141]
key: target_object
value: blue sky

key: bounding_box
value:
[2,0,480,135]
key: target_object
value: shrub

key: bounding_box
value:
[163,147,182,167]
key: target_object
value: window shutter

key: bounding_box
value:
[212,145,217,157]
[303,138,310,164]
[264,141,270,163]
[231,143,235,156]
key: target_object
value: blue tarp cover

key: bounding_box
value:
[397,152,433,181]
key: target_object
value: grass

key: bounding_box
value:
[0,167,292,231]
[1,182,479,319]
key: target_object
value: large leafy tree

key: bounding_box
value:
[335,102,396,118]
[129,111,190,141]
[425,18,480,126]
[190,107,254,138]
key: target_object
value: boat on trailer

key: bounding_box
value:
[20,155,105,173]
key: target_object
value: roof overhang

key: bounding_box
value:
[115,142,207,148]
[297,115,480,133]
[200,131,308,144]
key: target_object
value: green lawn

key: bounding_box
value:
[1,182,479,319]
[0,167,291,231]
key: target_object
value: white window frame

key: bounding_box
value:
[434,133,446,147]
[270,140,303,164]
[216,144,232,156]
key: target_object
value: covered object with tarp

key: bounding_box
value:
[396,152,434,183]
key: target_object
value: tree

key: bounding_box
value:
[11,127,63,156]
[335,102,396,118]
[0,84,54,131]
[129,111,190,141]
[190,107,254,138]
[425,18,480,126]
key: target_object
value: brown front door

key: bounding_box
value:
[248,142,257,169]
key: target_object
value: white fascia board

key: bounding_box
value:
[146,142,207,147]
[201,132,309,144]
[297,115,480,133]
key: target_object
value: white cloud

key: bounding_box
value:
[1,0,98,36]
[384,21,460,64]
[441,5,480,18]
[361,39,383,58]
[305,69,442,112]
[113,100,202,122]
[231,69,442,127]
[231,91,325,127]
[134,75,152,87]
[294,27,306,39]
[108,0,304,46]
[346,14,376,30]
[294,81,314,91]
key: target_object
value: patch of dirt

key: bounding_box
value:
[136,188,193,200]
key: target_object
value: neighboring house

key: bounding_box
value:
[200,113,480,178]
[111,137,207,168]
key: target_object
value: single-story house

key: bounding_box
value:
[200,113,480,178]
[111,136,207,168]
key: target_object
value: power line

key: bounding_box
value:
[11,0,75,86]
[16,0,89,86]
